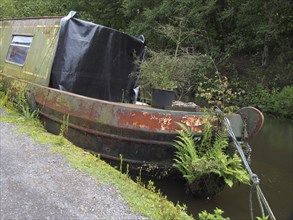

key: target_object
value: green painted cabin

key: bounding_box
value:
[0,17,61,86]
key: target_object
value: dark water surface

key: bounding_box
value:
[149,116,293,219]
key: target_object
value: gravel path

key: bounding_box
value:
[0,109,148,220]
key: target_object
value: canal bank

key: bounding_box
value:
[0,109,148,219]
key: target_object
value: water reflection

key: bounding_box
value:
[144,116,293,219]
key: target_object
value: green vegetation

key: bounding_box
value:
[198,208,230,220]
[60,114,69,136]
[173,123,249,188]
[136,19,203,99]
[197,68,239,114]
[13,91,39,120]
[256,215,269,220]
[136,50,178,93]
[0,82,39,120]
[240,85,293,119]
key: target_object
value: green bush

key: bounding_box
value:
[242,85,293,118]
[271,86,293,118]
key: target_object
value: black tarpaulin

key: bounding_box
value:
[51,11,146,103]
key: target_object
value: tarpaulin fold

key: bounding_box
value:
[51,11,146,103]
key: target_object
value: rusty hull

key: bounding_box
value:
[1,73,212,175]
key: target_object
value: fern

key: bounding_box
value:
[173,124,200,183]
[173,123,249,187]
[198,122,213,155]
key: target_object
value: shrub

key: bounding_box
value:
[242,85,293,118]
[270,86,293,118]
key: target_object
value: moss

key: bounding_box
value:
[0,107,193,220]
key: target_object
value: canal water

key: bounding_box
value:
[148,115,293,219]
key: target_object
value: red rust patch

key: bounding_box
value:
[117,110,205,133]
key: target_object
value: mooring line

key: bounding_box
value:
[221,114,276,220]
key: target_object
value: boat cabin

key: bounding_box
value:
[0,11,145,103]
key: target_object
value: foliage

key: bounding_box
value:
[124,0,292,108]
[172,53,215,100]
[0,0,127,30]
[136,18,199,96]
[137,49,216,101]
[123,0,292,59]
[136,50,177,92]
[157,17,200,58]
[173,123,249,188]
[256,215,269,220]
[241,85,293,118]
[59,114,69,136]
[0,82,10,108]
[197,68,239,113]
[13,93,39,120]
[136,18,226,101]
[68,0,128,30]
[0,0,68,18]
[198,207,230,220]
[0,81,38,120]
[137,38,238,110]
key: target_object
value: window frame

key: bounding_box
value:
[6,34,34,66]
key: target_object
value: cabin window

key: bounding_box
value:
[6,35,33,65]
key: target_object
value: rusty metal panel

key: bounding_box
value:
[0,17,61,86]
[33,86,207,135]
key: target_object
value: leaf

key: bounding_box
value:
[224,178,233,188]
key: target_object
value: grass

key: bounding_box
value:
[0,105,193,220]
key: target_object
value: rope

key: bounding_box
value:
[220,113,276,220]
[250,186,254,220]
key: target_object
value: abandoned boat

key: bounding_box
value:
[0,12,264,196]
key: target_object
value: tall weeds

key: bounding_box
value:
[13,94,39,120]
[0,83,39,120]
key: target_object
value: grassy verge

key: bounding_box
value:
[0,106,193,220]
